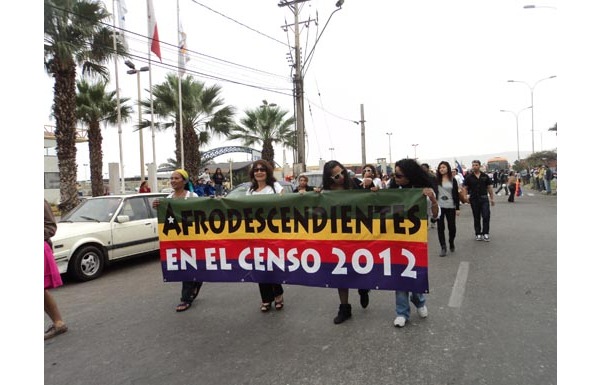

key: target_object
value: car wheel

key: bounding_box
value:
[69,245,105,281]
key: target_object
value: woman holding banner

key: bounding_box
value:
[153,169,202,312]
[246,159,286,312]
[321,160,373,324]
[388,159,439,328]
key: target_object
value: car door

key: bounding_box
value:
[110,196,156,260]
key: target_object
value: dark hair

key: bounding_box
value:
[389,159,433,189]
[215,168,222,174]
[421,163,430,170]
[248,159,277,191]
[362,164,377,175]
[436,161,452,184]
[472,160,481,166]
[322,160,352,190]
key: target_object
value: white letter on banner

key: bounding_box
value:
[254,247,266,271]
[205,248,218,270]
[301,249,321,273]
[352,249,374,274]
[401,248,417,278]
[166,248,178,270]
[180,249,197,270]
[219,248,232,270]
[287,248,300,272]
[267,248,286,271]
[239,247,252,270]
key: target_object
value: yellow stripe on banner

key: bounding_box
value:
[158,219,428,242]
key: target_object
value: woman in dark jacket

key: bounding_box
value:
[435,161,460,256]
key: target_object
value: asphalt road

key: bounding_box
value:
[43,191,557,385]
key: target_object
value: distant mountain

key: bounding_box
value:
[421,151,528,169]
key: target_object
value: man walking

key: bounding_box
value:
[544,165,553,194]
[462,160,495,241]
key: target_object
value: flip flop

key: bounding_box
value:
[176,302,192,312]
[44,324,68,340]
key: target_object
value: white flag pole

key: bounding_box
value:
[147,0,158,193]
[177,0,185,170]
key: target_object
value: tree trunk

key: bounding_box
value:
[262,139,275,168]
[184,124,201,180]
[88,120,104,196]
[53,62,79,214]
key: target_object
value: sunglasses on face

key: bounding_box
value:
[331,171,344,180]
[364,169,373,173]
[253,167,267,173]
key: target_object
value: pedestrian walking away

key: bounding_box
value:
[462,160,495,242]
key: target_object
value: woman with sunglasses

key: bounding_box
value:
[388,158,439,328]
[361,163,382,190]
[435,161,460,257]
[246,159,286,312]
[321,160,372,324]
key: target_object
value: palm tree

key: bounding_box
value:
[44,0,127,212]
[143,74,236,179]
[75,80,132,196]
[229,100,296,166]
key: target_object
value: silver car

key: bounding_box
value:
[51,193,167,281]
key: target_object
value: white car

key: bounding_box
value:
[51,193,167,281]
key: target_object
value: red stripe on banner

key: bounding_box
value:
[160,239,428,268]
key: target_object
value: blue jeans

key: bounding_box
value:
[395,291,426,319]
[544,179,551,194]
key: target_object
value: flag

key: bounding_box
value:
[116,0,128,49]
[178,24,190,76]
[147,0,162,61]
[455,159,464,176]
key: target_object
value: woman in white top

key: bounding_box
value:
[435,161,460,257]
[153,169,201,312]
[246,160,285,312]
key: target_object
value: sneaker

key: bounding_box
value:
[483,234,490,242]
[439,248,447,257]
[417,305,428,318]
[475,235,483,241]
[393,316,406,328]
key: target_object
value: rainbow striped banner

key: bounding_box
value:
[158,189,429,292]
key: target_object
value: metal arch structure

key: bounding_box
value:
[200,146,262,164]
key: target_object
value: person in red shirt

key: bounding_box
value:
[139,180,151,193]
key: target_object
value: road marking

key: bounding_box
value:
[448,261,469,308]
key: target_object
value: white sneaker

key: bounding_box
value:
[417,305,428,318]
[393,316,406,327]
[475,235,483,241]
[483,234,490,242]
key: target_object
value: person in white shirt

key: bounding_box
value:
[246,159,285,311]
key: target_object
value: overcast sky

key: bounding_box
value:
[39,0,562,179]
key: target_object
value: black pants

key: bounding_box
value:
[181,281,203,303]
[508,184,516,202]
[469,197,491,235]
[259,283,284,303]
[495,184,508,195]
[437,208,457,248]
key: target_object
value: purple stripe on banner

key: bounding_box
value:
[161,263,429,293]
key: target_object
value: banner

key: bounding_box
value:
[158,189,429,292]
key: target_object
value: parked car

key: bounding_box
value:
[226,180,294,197]
[51,193,167,282]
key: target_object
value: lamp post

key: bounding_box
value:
[386,132,393,164]
[507,75,556,154]
[125,60,150,181]
[328,147,335,159]
[411,144,419,160]
[523,5,557,10]
[500,106,532,161]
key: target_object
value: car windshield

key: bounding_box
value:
[60,197,122,223]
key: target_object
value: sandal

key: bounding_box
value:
[274,296,284,310]
[44,324,68,340]
[176,302,192,312]
[260,302,272,312]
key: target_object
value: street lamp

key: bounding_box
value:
[500,106,532,161]
[507,75,556,154]
[328,147,335,159]
[411,144,419,160]
[386,132,393,164]
[125,60,150,181]
[523,5,557,9]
